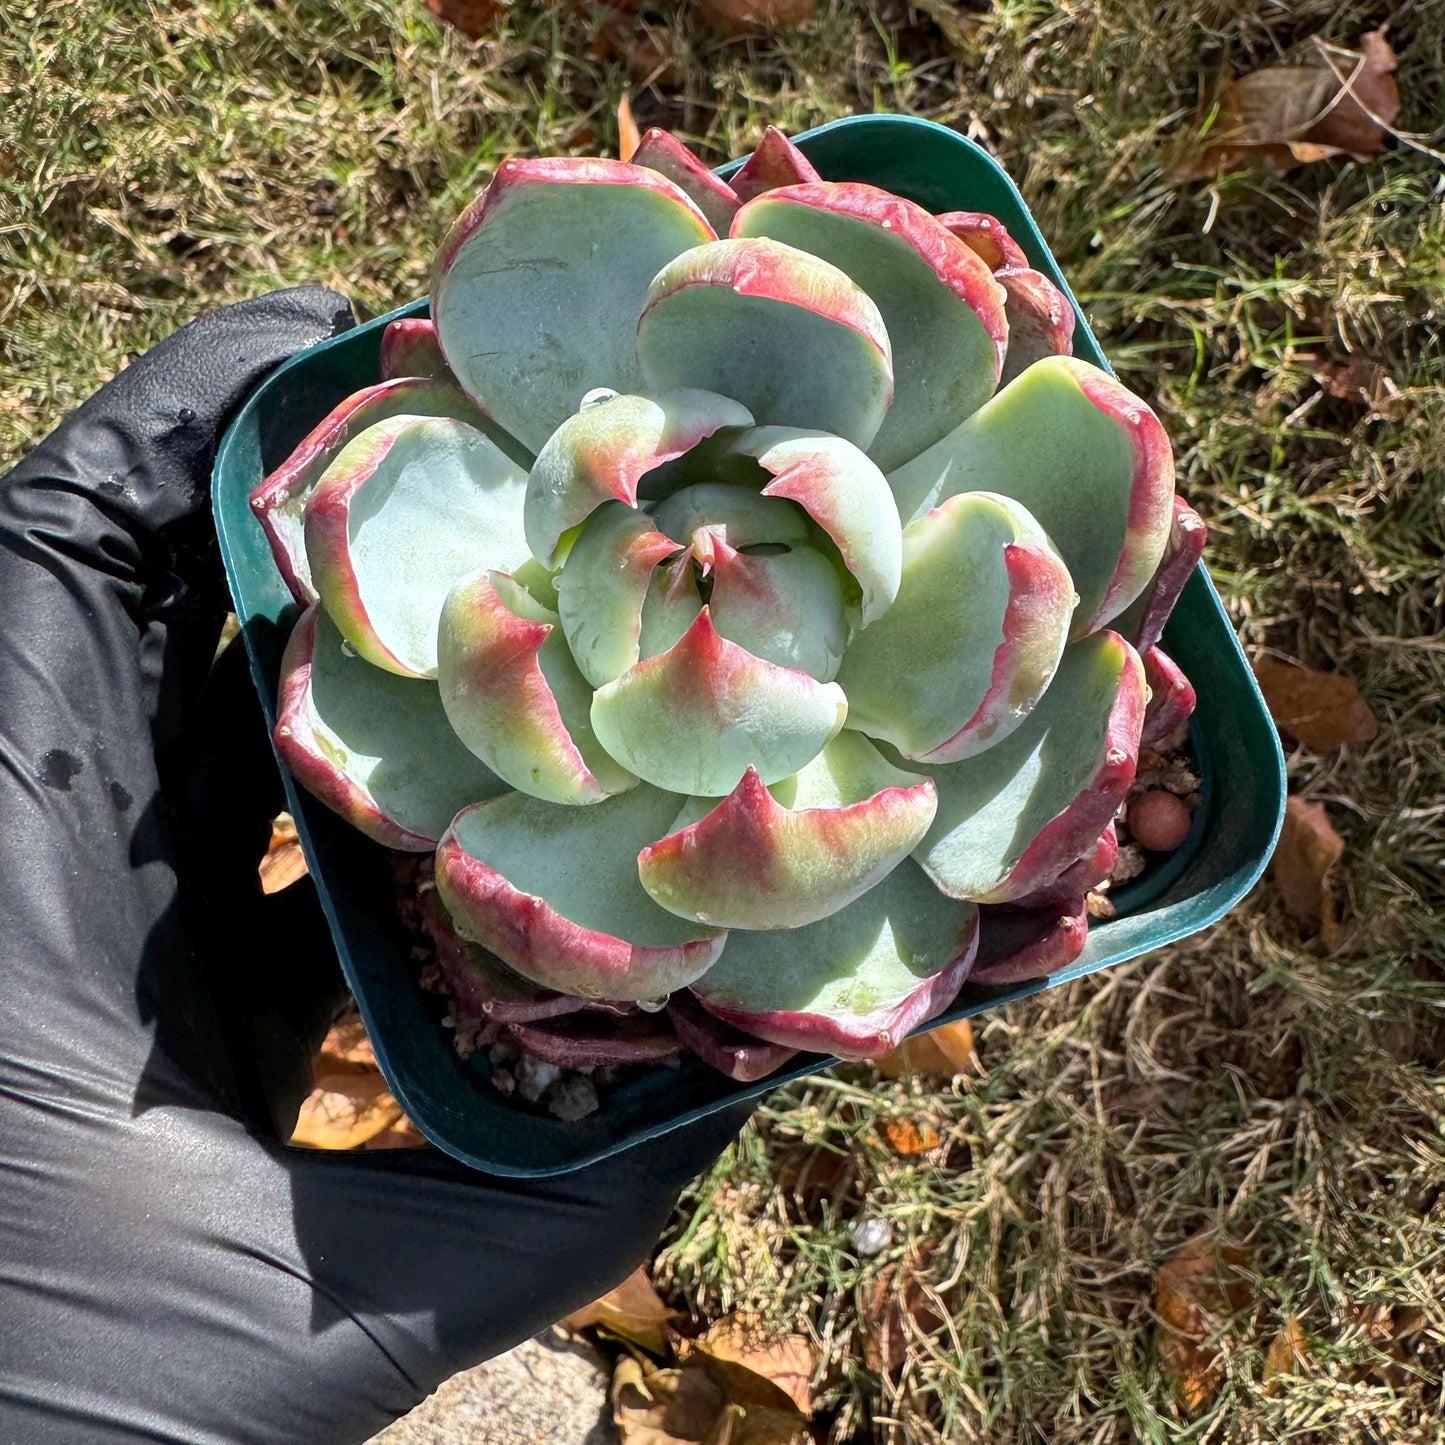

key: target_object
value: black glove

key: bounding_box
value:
[0,289,745,1445]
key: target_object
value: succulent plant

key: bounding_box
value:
[252,126,1202,1075]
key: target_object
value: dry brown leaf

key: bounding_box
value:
[424,0,506,40]
[617,94,642,162]
[875,1018,974,1079]
[563,1266,677,1356]
[862,1254,947,1375]
[774,1146,853,1214]
[1269,797,1346,946]
[317,1009,378,1072]
[695,0,816,37]
[880,1117,942,1156]
[1254,656,1378,751]
[1309,354,1395,407]
[612,1351,810,1445]
[691,1315,817,1416]
[1182,29,1400,175]
[259,812,308,894]
[1348,1302,1428,1387]
[1155,1232,1254,1411]
[362,1116,429,1150]
[1263,1315,1310,1394]
[291,1071,403,1150]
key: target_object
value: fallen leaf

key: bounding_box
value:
[862,1255,947,1375]
[774,1146,854,1214]
[1309,354,1393,405]
[875,1018,974,1079]
[362,1116,429,1150]
[1269,797,1346,946]
[317,1008,378,1072]
[1263,1315,1310,1394]
[1155,1232,1254,1412]
[563,1266,677,1356]
[259,812,308,894]
[690,1315,817,1415]
[1182,29,1400,175]
[618,94,642,162]
[880,1117,941,1156]
[1349,1301,1428,1387]
[424,0,506,40]
[1254,656,1378,751]
[612,1351,810,1445]
[695,0,816,37]
[291,1071,403,1150]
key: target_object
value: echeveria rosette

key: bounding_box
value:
[250,126,1197,1071]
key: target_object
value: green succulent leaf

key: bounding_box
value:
[638,730,937,930]
[304,415,530,677]
[733,182,1006,472]
[590,607,848,796]
[437,570,636,805]
[997,269,1075,385]
[250,378,502,606]
[525,389,753,567]
[651,481,811,550]
[887,356,1175,635]
[703,537,850,682]
[719,426,902,625]
[378,317,453,384]
[432,157,715,454]
[689,860,978,1061]
[630,128,741,235]
[837,491,1073,762]
[555,502,681,688]
[636,237,894,451]
[435,784,724,1000]
[910,631,1146,903]
[274,605,509,851]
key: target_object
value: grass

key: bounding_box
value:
[3,0,1443,1439]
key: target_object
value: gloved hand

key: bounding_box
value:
[0,289,746,1445]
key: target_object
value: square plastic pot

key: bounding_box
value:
[214,113,1286,1177]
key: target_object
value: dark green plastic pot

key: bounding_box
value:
[214,113,1286,1177]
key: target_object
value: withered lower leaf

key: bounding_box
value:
[1253,656,1378,752]
[862,1254,947,1375]
[879,1117,942,1156]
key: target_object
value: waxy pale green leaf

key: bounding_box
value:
[690,860,978,1060]
[525,389,752,567]
[733,182,1006,471]
[638,730,937,929]
[720,426,902,625]
[438,570,636,805]
[436,785,724,999]
[837,491,1072,762]
[887,356,1174,635]
[910,631,1145,902]
[433,157,715,453]
[590,608,848,796]
[274,606,509,851]
[637,237,894,450]
[304,415,530,677]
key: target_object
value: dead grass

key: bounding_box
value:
[4,0,1443,1439]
